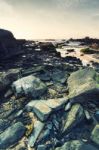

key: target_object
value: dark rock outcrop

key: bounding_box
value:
[0,29,22,59]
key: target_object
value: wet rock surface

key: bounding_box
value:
[0,122,26,149]
[0,31,99,149]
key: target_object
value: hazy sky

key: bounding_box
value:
[0,0,99,39]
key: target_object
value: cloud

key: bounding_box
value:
[0,0,14,16]
[0,0,99,39]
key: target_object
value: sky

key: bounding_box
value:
[0,0,99,39]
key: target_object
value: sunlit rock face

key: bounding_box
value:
[0,29,21,59]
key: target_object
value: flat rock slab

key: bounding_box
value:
[25,100,38,111]
[12,75,47,98]
[26,97,69,121]
[68,68,99,102]
[28,120,44,147]
[63,104,84,133]
[33,101,52,121]
[41,97,69,110]
[0,122,26,149]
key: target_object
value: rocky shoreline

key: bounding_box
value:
[0,29,99,150]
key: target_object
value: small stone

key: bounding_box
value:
[37,145,47,150]
[65,102,72,111]
[4,89,13,98]
[84,110,91,120]
[15,109,23,118]
[94,111,99,122]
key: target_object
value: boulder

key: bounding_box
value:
[0,72,11,92]
[26,97,68,121]
[63,104,85,133]
[0,29,22,59]
[39,42,56,52]
[55,140,98,150]
[0,68,20,93]
[0,122,26,149]
[91,124,99,145]
[32,101,52,121]
[0,69,20,92]
[51,70,68,84]
[12,75,47,98]
[68,68,99,102]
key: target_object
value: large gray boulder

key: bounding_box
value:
[0,122,26,149]
[68,68,99,102]
[12,75,47,98]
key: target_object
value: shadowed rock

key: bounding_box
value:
[39,42,56,52]
[0,29,22,59]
